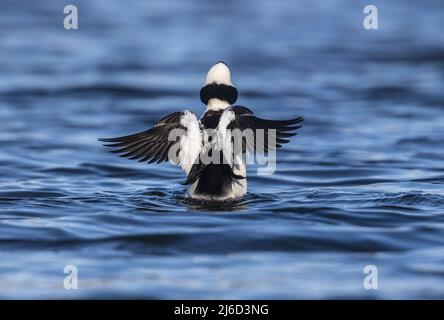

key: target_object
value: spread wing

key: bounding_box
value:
[99,111,202,174]
[227,106,303,153]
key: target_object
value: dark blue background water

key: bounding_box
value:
[1,0,444,299]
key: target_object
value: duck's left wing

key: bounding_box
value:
[99,111,202,173]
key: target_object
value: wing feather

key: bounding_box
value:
[99,111,202,171]
[228,105,303,153]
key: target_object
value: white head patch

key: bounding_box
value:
[205,62,233,86]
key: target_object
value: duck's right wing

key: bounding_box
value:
[99,111,202,174]
[227,106,303,153]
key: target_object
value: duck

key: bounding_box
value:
[99,62,303,200]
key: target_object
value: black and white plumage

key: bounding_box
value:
[99,62,303,200]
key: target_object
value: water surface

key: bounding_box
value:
[1,0,444,299]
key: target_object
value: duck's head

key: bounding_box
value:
[200,61,238,111]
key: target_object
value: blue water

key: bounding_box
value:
[1,0,444,299]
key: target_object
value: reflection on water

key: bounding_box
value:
[1,0,444,298]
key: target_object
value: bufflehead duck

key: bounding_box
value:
[99,62,303,201]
